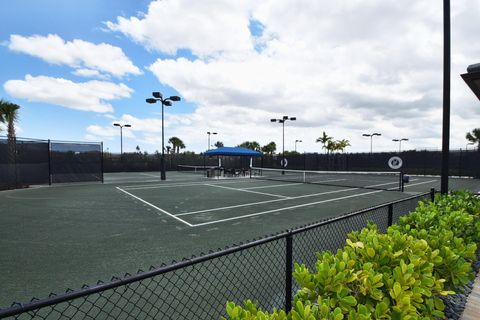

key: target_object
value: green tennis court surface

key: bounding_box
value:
[0,171,478,307]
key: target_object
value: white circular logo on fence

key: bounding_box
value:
[388,156,403,170]
[280,158,288,168]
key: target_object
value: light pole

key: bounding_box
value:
[207,132,217,150]
[466,142,474,151]
[113,123,131,155]
[362,133,381,154]
[295,139,302,153]
[392,138,408,153]
[271,116,296,168]
[146,92,181,180]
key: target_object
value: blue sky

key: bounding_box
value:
[1,0,480,153]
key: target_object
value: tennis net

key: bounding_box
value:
[177,165,219,174]
[250,167,404,191]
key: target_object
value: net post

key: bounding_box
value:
[387,203,393,226]
[430,188,435,202]
[399,171,404,192]
[285,232,293,312]
[48,139,52,185]
[100,142,104,183]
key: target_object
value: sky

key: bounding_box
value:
[1,0,479,154]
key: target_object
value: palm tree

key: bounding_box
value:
[336,139,351,153]
[261,141,277,155]
[466,128,480,151]
[214,141,224,148]
[165,146,172,154]
[168,137,186,153]
[237,141,261,151]
[0,99,20,142]
[325,140,338,154]
[316,132,332,153]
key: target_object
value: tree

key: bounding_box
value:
[165,146,172,154]
[237,141,261,151]
[214,141,224,148]
[168,137,186,153]
[466,128,480,151]
[325,140,338,154]
[135,145,141,153]
[261,141,277,155]
[316,131,332,153]
[0,99,20,142]
[336,139,351,153]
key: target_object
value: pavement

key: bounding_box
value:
[461,275,480,319]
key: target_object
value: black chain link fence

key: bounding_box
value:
[0,137,103,190]
[253,150,480,177]
[0,191,433,319]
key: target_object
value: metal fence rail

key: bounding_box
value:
[0,191,434,319]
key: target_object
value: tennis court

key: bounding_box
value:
[0,169,479,307]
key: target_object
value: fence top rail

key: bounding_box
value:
[0,136,102,145]
[0,192,431,318]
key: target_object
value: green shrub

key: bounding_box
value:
[223,192,480,320]
[392,191,480,289]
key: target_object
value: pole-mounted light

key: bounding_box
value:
[146,92,181,180]
[362,133,381,154]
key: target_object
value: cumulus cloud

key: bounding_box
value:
[106,0,256,58]
[8,34,142,78]
[4,75,133,113]
[106,0,480,152]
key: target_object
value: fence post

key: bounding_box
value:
[430,188,435,202]
[285,232,293,312]
[387,204,393,227]
[100,142,104,183]
[48,139,52,185]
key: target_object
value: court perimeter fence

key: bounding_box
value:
[0,190,434,319]
[0,137,103,190]
[103,149,480,178]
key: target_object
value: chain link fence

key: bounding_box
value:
[253,150,480,177]
[0,137,103,190]
[0,191,433,319]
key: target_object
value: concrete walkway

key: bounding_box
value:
[461,275,480,319]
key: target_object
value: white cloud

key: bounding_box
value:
[72,68,109,79]
[107,0,480,152]
[106,0,256,58]
[3,74,133,113]
[8,34,142,78]
[85,124,136,141]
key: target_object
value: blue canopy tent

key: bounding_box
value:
[205,147,262,157]
[204,147,263,177]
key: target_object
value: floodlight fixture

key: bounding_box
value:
[113,123,132,155]
[145,91,182,180]
[362,132,382,154]
[270,116,297,169]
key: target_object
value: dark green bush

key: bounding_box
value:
[223,192,480,320]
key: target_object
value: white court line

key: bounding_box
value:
[242,183,301,190]
[176,178,422,217]
[115,187,193,227]
[176,187,358,217]
[188,179,437,226]
[120,179,253,190]
[205,183,289,199]
[404,180,437,188]
[308,178,348,184]
[191,189,384,227]
[140,173,163,178]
